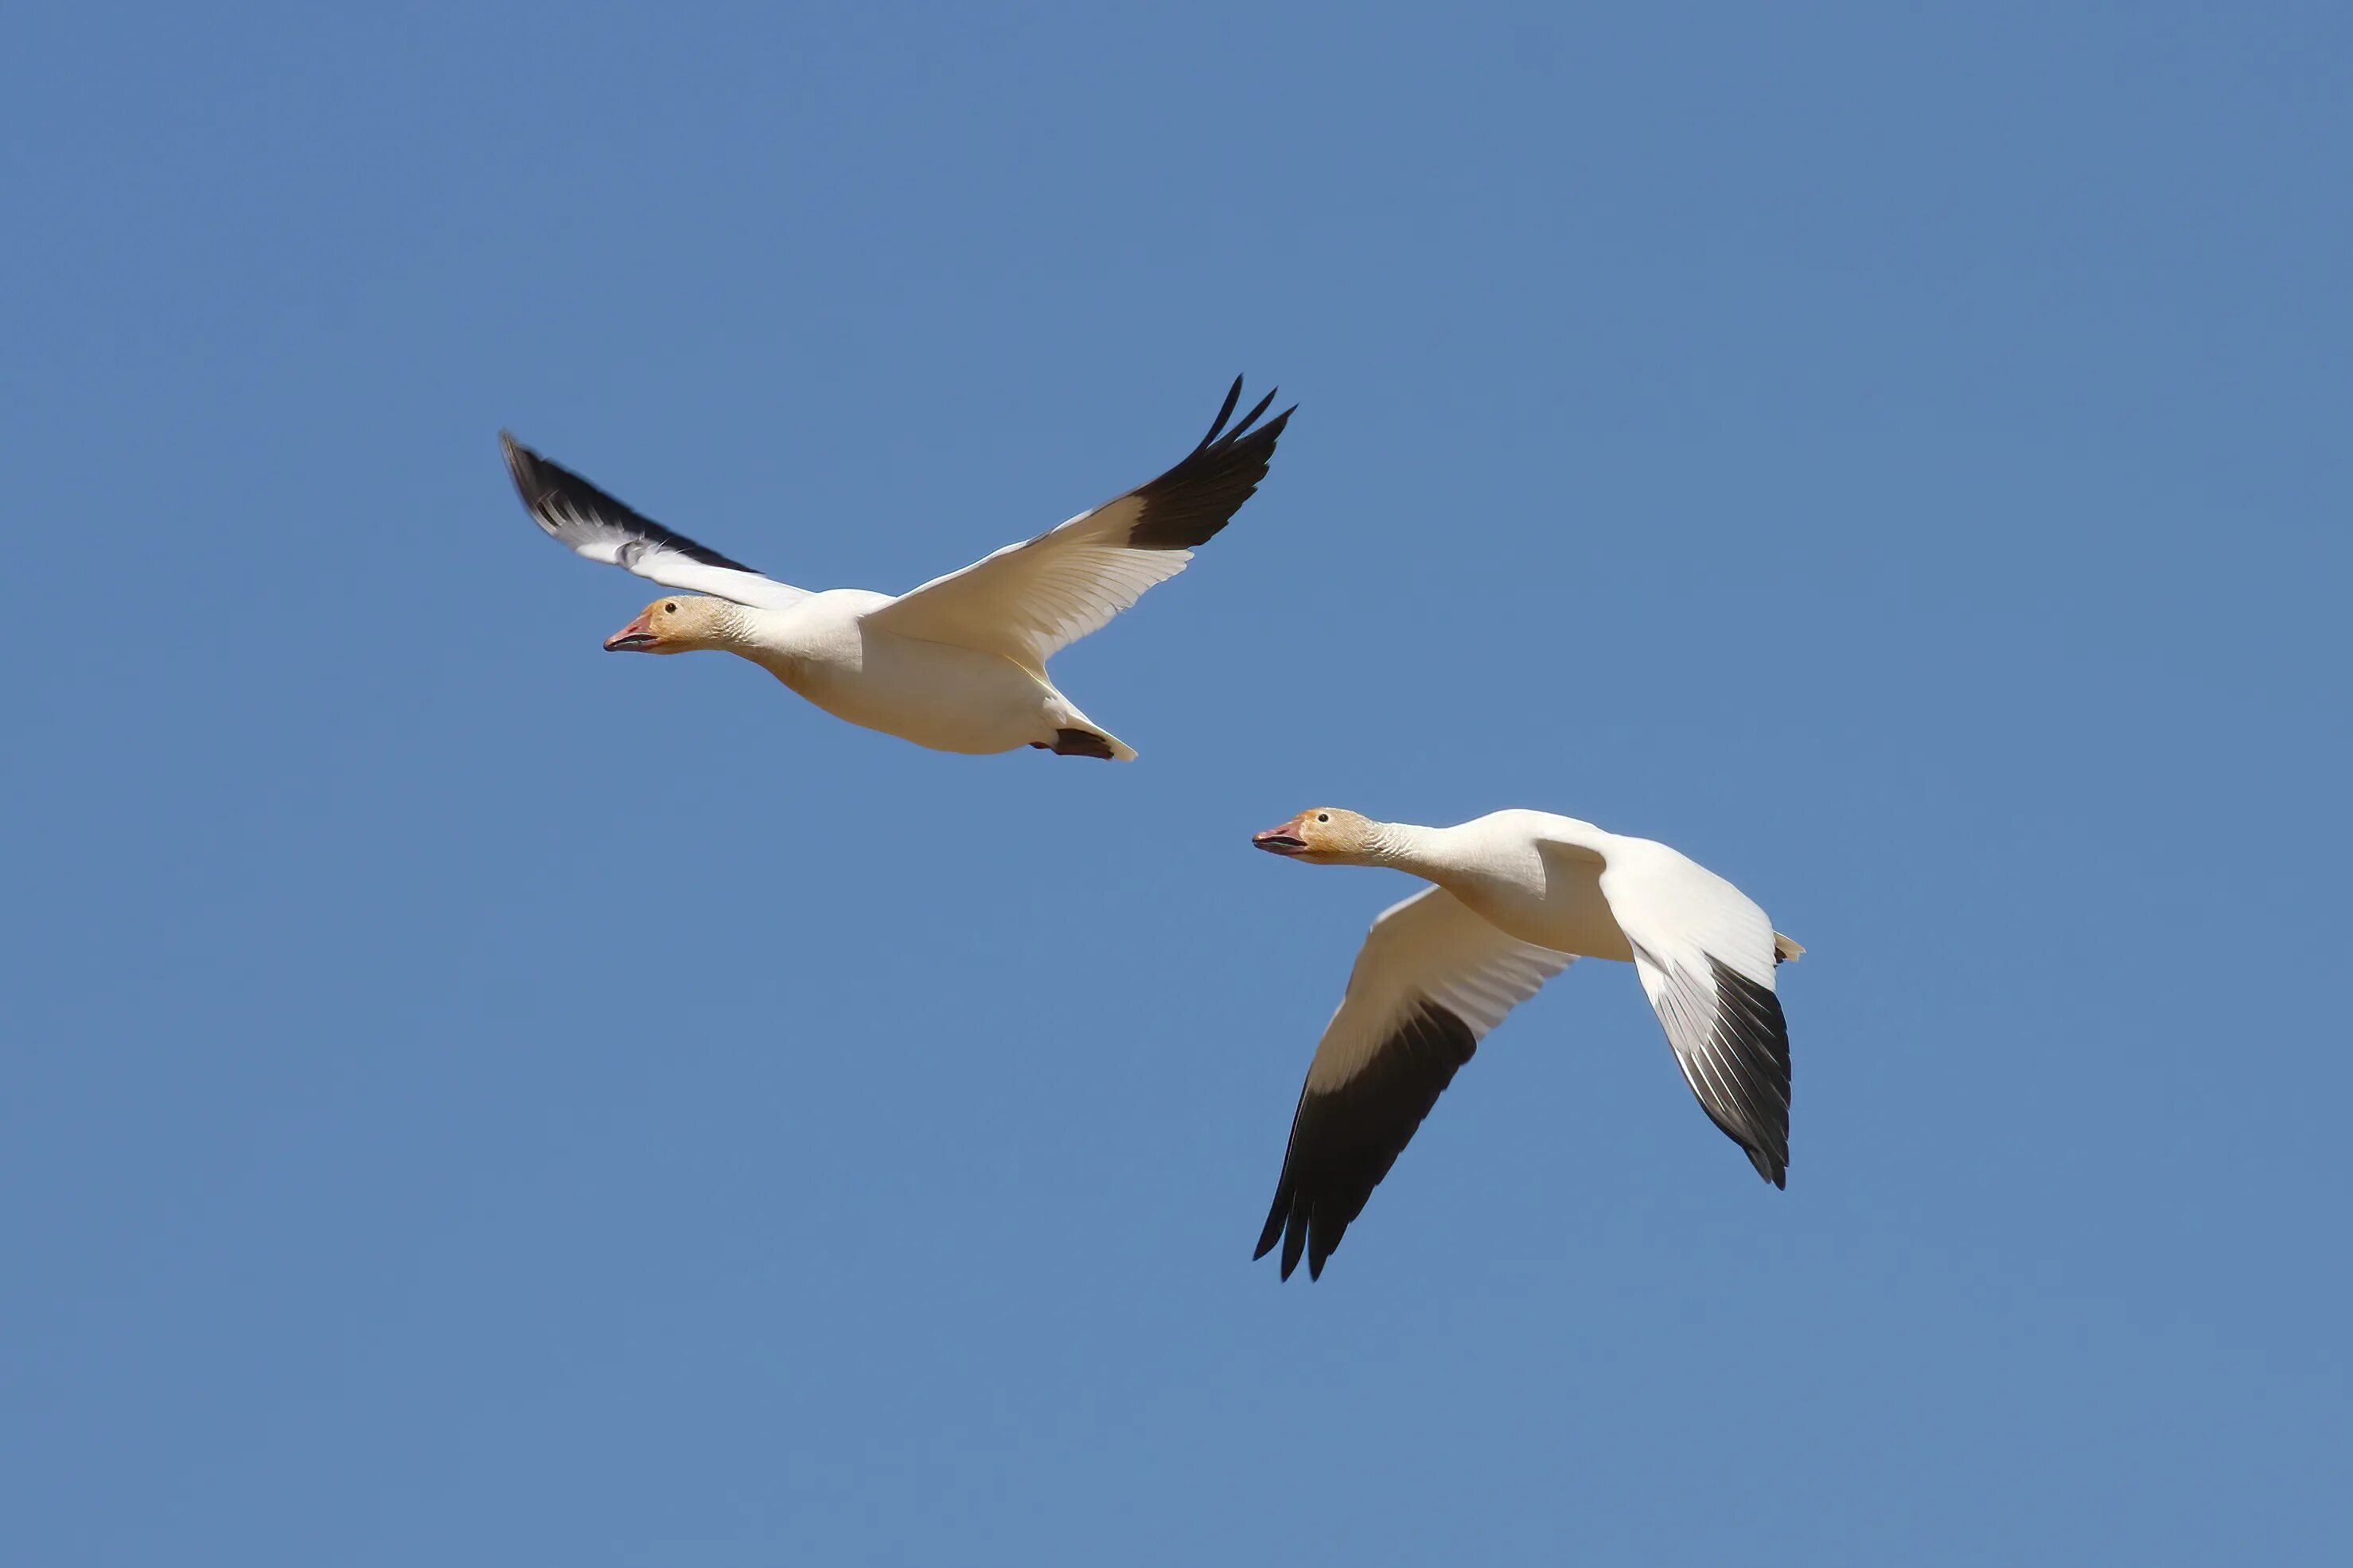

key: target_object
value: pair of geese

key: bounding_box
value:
[501,379,1802,1282]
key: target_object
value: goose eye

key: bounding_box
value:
[1316,813,1330,823]
[664,602,678,613]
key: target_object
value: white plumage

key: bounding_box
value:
[500,378,1291,759]
[1250,806,1803,1279]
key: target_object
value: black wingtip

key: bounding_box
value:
[1193,375,1288,452]
[495,432,763,575]
[498,430,546,503]
[1693,958,1793,1185]
[1198,375,1247,450]
[1252,1001,1476,1285]
[1125,382,1297,552]
[499,431,565,509]
[1254,1201,1285,1263]
[1231,385,1279,439]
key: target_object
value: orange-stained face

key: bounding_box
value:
[1250,807,1374,862]
[604,596,729,654]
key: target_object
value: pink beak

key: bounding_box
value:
[604,615,659,652]
[1252,815,1311,855]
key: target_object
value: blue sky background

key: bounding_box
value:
[4,2,2347,1562]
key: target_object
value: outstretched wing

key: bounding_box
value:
[1256,887,1573,1281]
[864,377,1291,671]
[500,433,809,610]
[1596,839,1794,1187]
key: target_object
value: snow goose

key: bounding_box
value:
[1249,807,1805,1280]
[499,378,1291,759]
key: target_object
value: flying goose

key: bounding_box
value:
[1249,807,1804,1280]
[499,379,1291,759]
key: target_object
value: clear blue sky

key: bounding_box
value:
[4,2,2347,1562]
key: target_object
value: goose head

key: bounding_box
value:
[605,596,734,654]
[1252,807,1378,864]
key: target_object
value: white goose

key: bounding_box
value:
[499,379,1291,759]
[1249,807,1804,1280]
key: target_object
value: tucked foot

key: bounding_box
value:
[1048,727,1120,759]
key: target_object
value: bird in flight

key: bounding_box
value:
[500,377,1291,759]
[1249,807,1802,1280]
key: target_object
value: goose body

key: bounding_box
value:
[658,589,1115,757]
[1249,807,1804,1280]
[499,378,1292,759]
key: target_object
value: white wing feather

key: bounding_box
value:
[1596,838,1794,1185]
[865,378,1291,671]
[500,433,808,611]
[1306,886,1573,1093]
[873,512,1190,670]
